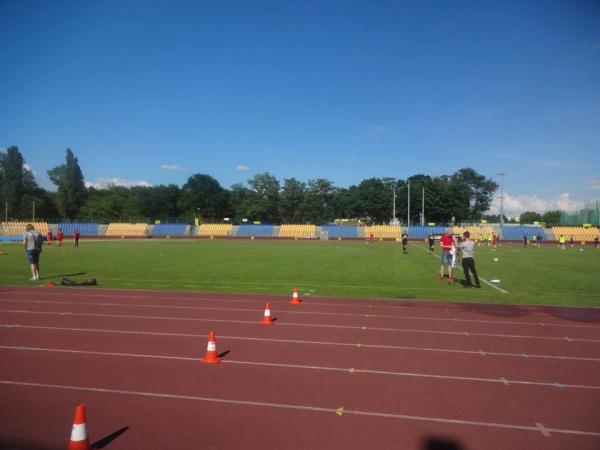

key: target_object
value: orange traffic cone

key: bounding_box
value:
[201,331,221,363]
[261,302,274,325]
[68,404,90,450]
[290,287,301,304]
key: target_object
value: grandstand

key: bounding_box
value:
[196,224,233,236]
[105,223,148,236]
[1,221,50,235]
[363,225,402,239]
[56,222,99,237]
[322,225,359,238]
[150,223,187,236]
[278,224,316,238]
[452,226,494,240]
[236,224,274,237]
[501,226,546,241]
[407,226,446,239]
[552,226,600,242]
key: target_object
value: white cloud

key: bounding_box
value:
[85,177,151,189]
[160,164,184,171]
[23,163,36,176]
[0,147,6,153]
[586,177,600,190]
[487,192,585,217]
[235,165,249,172]
[367,125,387,137]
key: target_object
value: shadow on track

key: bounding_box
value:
[91,426,129,449]
[422,436,464,450]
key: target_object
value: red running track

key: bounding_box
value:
[0,286,599,450]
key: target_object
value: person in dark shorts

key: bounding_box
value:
[23,224,43,280]
[458,231,481,288]
[74,229,80,247]
[428,233,435,252]
[401,232,408,254]
[523,234,528,247]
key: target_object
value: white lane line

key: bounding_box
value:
[2,308,598,347]
[2,344,600,391]
[536,422,551,437]
[1,380,599,437]
[5,290,600,330]
[3,300,597,343]
[2,323,600,363]
[410,243,508,293]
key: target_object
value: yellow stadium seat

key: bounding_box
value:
[363,225,402,239]
[106,223,148,236]
[278,225,316,238]
[196,224,233,236]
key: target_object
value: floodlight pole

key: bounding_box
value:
[392,186,396,224]
[497,172,506,227]
[421,187,425,226]
[407,179,411,229]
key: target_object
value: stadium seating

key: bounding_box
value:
[197,224,233,236]
[407,226,446,239]
[56,222,99,237]
[321,225,359,238]
[1,221,49,235]
[105,223,148,236]
[452,226,494,240]
[278,224,316,238]
[150,223,187,236]
[236,224,274,237]
[363,225,402,239]
[552,226,600,242]
[501,226,546,241]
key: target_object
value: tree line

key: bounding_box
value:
[1,146,502,224]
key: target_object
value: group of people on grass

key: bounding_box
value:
[437,230,481,288]
[22,224,81,281]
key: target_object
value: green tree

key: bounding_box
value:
[301,178,336,224]
[542,210,561,226]
[47,148,86,218]
[247,172,280,222]
[279,178,306,223]
[332,186,361,219]
[451,168,498,221]
[519,211,543,224]
[358,178,391,224]
[179,174,228,219]
[0,146,25,218]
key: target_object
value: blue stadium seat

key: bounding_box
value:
[408,226,446,238]
[322,225,359,238]
[236,225,274,237]
[57,222,99,236]
[501,226,546,240]
[151,224,187,236]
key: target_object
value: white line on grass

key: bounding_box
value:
[2,299,597,343]
[410,243,508,293]
[1,379,599,437]
[1,344,599,391]
[2,323,599,363]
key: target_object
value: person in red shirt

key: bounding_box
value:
[56,229,63,247]
[74,230,80,248]
[492,233,498,250]
[439,230,456,281]
[46,230,52,247]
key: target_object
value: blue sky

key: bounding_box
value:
[1,0,599,216]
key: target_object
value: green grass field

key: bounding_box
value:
[1,239,599,306]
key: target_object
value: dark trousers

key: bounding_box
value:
[462,257,480,286]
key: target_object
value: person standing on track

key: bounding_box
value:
[74,229,80,248]
[439,230,455,281]
[23,224,43,281]
[459,231,481,288]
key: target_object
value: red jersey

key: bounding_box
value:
[492,235,498,244]
[57,231,63,241]
[47,231,52,239]
[440,235,454,252]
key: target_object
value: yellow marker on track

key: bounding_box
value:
[336,406,344,416]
